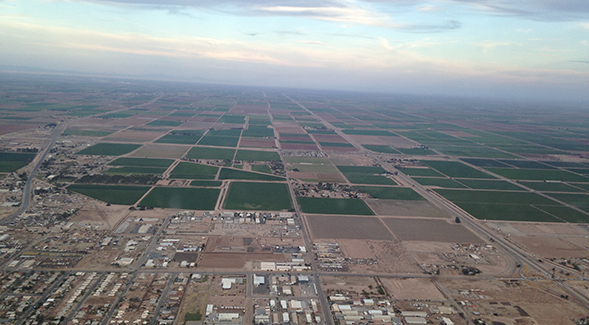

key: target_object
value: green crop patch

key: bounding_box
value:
[423,160,495,179]
[218,115,245,124]
[64,129,114,137]
[337,165,397,185]
[242,126,274,138]
[342,129,393,136]
[546,193,589,210]
[190,180,223,187]
[400,168,444,177]
[251,165,273,174]
[169,111,197,117]
[518,181,585,193]
[319,142,354,147]
[185,147,236,160]
[362,145,399,154]
[486,168,589,182]
[105,166,167,175]
[139,187,220,210]
[218,168,285,181]
[68,184,150,205]
[460,158,511,168]
[432,145,516,158]
[224,182,292,210]
[207,129,242,137]
[435,189,556,205]
[76,143,141,156]
[147,120,183,127]
[0,152,37,172]
[103,112,136,119]
[169,162,219,179]
[355,186,425,200]
[297,197,374,215]
[457,179,524,191]
[534,205,589,223]
[498,159,556,169]
[235,150,280,161]
[456,203,561,222]
[108,157,174,168]
[414,177,467,188]
[198,135,239,147]
[155,130,204,144]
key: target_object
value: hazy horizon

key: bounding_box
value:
[1,0,588,103]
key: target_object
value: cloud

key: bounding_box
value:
[417,4,442,12]
[299,40,323,44]
[454,0,589,21]
[569,60,589,64]
[477,41,512,51]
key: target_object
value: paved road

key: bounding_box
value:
[3,123,66,225]
[15,271,70,325]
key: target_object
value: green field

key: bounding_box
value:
[108,157,174,167]
[400,168,444,177]
[337,165,397,185]
[498,159,555,169]
[185,147,236,160]
[297,197,374,215]
[146,120,183,127]
[218,168,284,181]
[518,181,585,192]
[206,129,242,137]
[76,143,141,156]
[139,187,220,210]
[355,186,425,200]
[396,148,437,155]
[435,189,556,205]
[224,182,292,210]
[534,205,589,223]
[319,142,354,147]
[235,150,280,161]
[68,184,150,205]
[486,168,589,182]
[342,129,393,136]
[457,179,523,191]
[0,152,37,172]
[169,162,219,179]
[251,165,273,174]
[190,180,223,187]
[423,160,495,179]
[242,126,274,138]
[198,135,240,147]
[105,166,167,175]
[460,158,511,168]
[155,130,204,144]
[64,129,114,137]
[456,202,562,222]
[413,177,467,188]
[546,193,589,210]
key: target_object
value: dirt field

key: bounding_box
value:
[439,278,587,325]
[511,223,589,236]
[129,143,190,158]
[367,199,449,217]
[280,143,319,150]
[0,124,40,135]
[338,239,422,274]
[239,138,275,148]
[323,146,358,153]
[199,252,285,269]
[328,155,374,166]
[380,278,446,300]
[312,134,348,143]
[511,236,589,258]
[321,275,382,296]
[306,215,395,240]
[382,217,484,243]
[103,130,166,142]
[70,201,130,229]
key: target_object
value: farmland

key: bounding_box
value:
[76,143,141,156]
[0,152,37,172]
[139,187,220,210]
[67,184,150,205]
[297,197,374,215]
[169,162,218,179]
[223,182,292,210]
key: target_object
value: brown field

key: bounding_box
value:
[328,154,374,166]
[317,173,346,182]
[306,215,395,240]
[338,239,421,274]
[178,121,213,129]
[511,236,589,258]
[367,199,449,218]
[158,116,191,121]
[190,117,219,123]
[274,125,306,134]
[0,124,42,135]
[348,135,391,145]
[321,275,381,296]
[199,252,285,269]
[380,278,445,300]
[312,134,348,143]
[129,143,190,158]
[439,130,480,138]
[383,218,483,243]
[322,146,358,152]
[106,117,152,126]
[511,223,589,236]
[69,201,130,229]
[280,136,313,141]
[239,138,275,148]
[104,130,166,142]
[287,171,317,180]
[280,143,319,150]
[439,278,586,325]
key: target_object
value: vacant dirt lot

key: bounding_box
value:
[130,143,190,158]
[383,217,484,243]
[199,252,284,269]
[104,130,166,142]
[307,215,395,240]
[511,235,589,258]
[338,239,421,274]
[367,199,449,218]
[380,278,445,300]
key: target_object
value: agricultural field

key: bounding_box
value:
[486,168,589,182]
[354,186,425,200]
[104,166,167,175]
[218,168,284,181]
[155,129,204,144]
[336,165,397,185]
[139,187,220,210]
[67,184,150,205]
[76,143,141,156]
[130,143,189,158]
[422,160,495,179]
[223,182,292,210]
[306,215,394,240]
[234,149,280,161]
[197,135,239,147]
[107,157,174,168]
[297,197,374,215]
[185,146,235,160]
[0,152,37,172]
[383,218,482,243]
[169,162,218,179]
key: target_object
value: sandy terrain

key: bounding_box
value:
[383,217,484,243]
[380,278,446,300]
[306,215,395,240]
[367,200,449,218]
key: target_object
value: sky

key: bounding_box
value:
[0,0,588,103]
